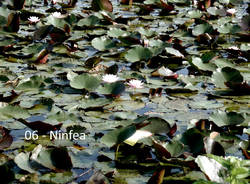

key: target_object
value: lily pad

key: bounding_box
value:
[16,76,45,91]
[212,67,244,89]
[91,36,116,51]
[192,23,213,36]
[0,105,29,120]
[209,111,245,127]
[14,152,36,173]
[125,46,153,62]
[69,73,100,91]
[101,125,136,147]
[96,81,125,96]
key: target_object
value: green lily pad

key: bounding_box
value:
[47,15,68,29]
[31,145,72,171]
[107,28,128,38]
[212,67,243,88]
[40,172,74,184]
[218,23,241,34]
[209,110,245,127]
[77,98,112,109]
[14,152,36,173]
[91,36,116,51]
[0,105,29,120]
[140,117,171,134]
[191,57,217,72]
[125,46,153,62]
[96,81,125,96]
[192,23,213,36]
[69,73,100,91]
[101,125,136,147]
[77,15,100,27]
[153,139,184,158]
[16,76,45,91]
[187,10,202,18]
[165,47,184,57]
[180,128,204,155]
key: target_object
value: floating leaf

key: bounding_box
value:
[191,57,217,72]
[77,98,112,109]
[49,27,70,43]
[165,47,184,57]
[50,147,73,170]
[101,125,136,147]
[86,171,109,184]
[125,46,152,62]
[0,90,19,103]
[195,156,227,184]
[107,28,128,38]
[124,130,152,146]
[77,15,100,27]
[209,111,245,127]
[147,168,165,184]
[218,23,241,34]
[91,0,113,12]
[96,81,125,96]
[12,0,26,10]
[69,73,100,91]
[151,66,178,78]
[0,126,13,150]
[16,76,45,91]
[212,67,244,89]
[33,25,54,41]
[34,47,51,64]
[31,145,72,171]
[153,140,184,158]
[181,128,204,155]
[91,36,116,51]
[0,105,29,120]
[14,152,36,173]
[16,118,62,135]
[4,13,20,32]
[192,23,213,36]
[140,117,171,134]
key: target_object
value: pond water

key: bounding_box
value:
[0,0,249,183]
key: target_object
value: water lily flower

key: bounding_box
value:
[228,46,239,50]
[102,74,119,83]
[127,79,144,89]
[52,12,67,18]
[143,39,149,47]
[28,16,40,23]
[227,8,236,15]
[52,0,61,4]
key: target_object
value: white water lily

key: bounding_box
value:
[127,79,144,89]
[52,0,63,4]
[52,12,66,18]
[227,8,236,15]
[102,74,119,83]
[228,46,239,50]
[28,16,40,23]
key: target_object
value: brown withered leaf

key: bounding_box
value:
[91,0,113,12]
[0,90,19,103]
[147,168,165,184]
[0,126,13,150]
[16,118,62,135]
[4,13,20,32]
